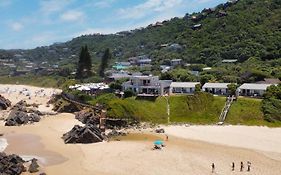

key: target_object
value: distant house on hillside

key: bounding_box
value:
[238,83,273,97]
[122,75,171,96]
[256,78,281,84]
[222,59,238,63]
[202,83,231,95]
[192,24,202,30]
[170,82,200,94]
[170,59,182,67]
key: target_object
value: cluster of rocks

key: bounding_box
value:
[0,95,11,110]
[5,100,43,126]
[62,124,104,144]
[75,109,99,125]
[0,153,41,175]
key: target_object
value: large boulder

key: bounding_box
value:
[5,100,42,126]
[0,152,26,175]
[28,158,40,173]
[62,124,104,144]
[0,95,11,110]
[75,110,99,125]
[5,110,29,126]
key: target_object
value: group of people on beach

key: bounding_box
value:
[211,161,251,173]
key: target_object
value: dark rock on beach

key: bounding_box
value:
[0,152,26,175]
[0,95,11,110]
[28,158,40,173]
[62,124,104,144]
[4,100,42,126]
[75,110,99,125]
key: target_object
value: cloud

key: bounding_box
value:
[0,0,12,7]
[39,0,73,14]
[117,0,183,19]
[10,22,24,31]
[60,10,85,22]
[93,0,115,8]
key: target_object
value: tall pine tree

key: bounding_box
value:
[76,45,92,79]
[99,48,111,77]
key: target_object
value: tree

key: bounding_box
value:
[227,83,238,96]
[261,84,281,122]
[99,48,112,77]
[195,84,201,92]
[76,45,92,79]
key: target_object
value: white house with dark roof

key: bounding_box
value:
[122,75,171,96]
[202,83,231,95]
[170,82,200,94]
[238,83,273,97]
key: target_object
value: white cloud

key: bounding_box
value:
[10,22,24,31]
[93,0,115,8]
[117,0,183,19]
[39,0,73,14]
[60,10,85,22]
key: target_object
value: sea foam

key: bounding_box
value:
[0,138,8,152]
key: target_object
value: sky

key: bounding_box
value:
[0,0,227,49]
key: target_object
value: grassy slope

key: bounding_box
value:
[226,97,281,127]
[107,93,225,124]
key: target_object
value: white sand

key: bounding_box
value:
[164,125,281,153]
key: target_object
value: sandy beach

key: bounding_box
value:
[1,84,281,175]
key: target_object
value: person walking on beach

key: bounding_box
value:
[165,134,169,141]
[232,162,235,171]
[247,161,251,172]
[240,161,244,171]
[211,163,215,173]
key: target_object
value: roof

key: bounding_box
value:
[171,59,182,62]
[202,83,231,89]
[222,59,238,63]
[171,82,200,88]
[238,83,273,90]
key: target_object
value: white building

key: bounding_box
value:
[122,75,171,96]
[202,83,231,95]
[238,83,273,97]
[170,82,200,94]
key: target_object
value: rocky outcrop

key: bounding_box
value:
[0,95,11,110]
[0,152,26,175]
[75,110,99,125]
[28,158,40,173]
[5,100,42,126]
[62,124,104,144]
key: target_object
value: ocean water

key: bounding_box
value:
[0,138,8,152]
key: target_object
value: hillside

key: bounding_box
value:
[0,0,280,81]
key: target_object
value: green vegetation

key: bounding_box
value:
[226,97,281,127]
[99,48,112,77]
[76,45,92,78]
[262,84,281,122]
[106,92,225,124]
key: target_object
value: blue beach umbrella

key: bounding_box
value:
[154,140,164,145]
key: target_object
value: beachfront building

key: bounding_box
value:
[202,83,231,95]
[69,83,110,95]
[170,82,200,94]
[122,75,171,96]
[238,83,273,97]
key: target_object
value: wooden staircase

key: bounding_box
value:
[218,95,235,125]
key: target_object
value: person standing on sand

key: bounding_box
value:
[211,163,215,173]
[232,162,235,171]
[165,134,168,141]
[240,161,244,171]
[247,161,251,172]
